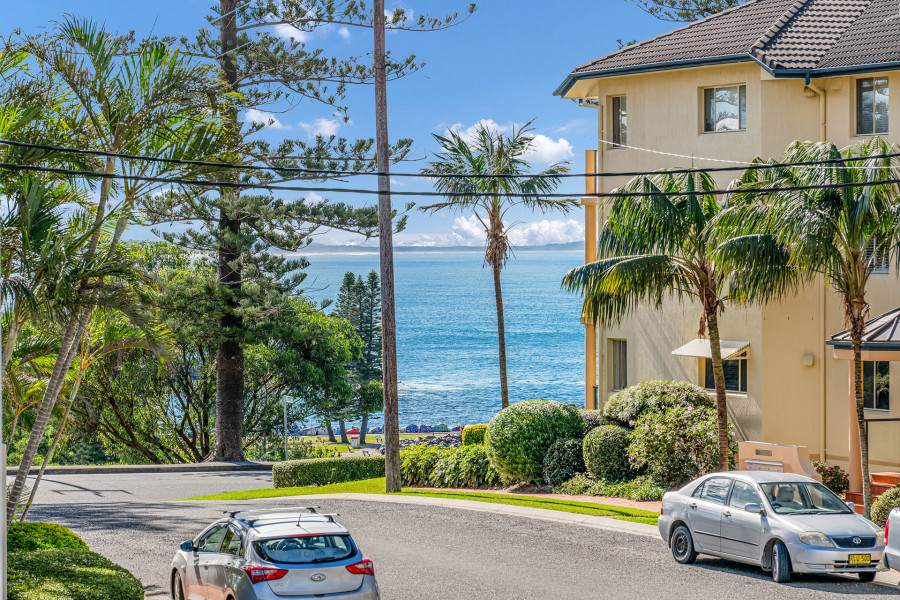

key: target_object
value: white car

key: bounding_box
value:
[658,471,885,583]
[882,507,900,570]
[171,507,380,600]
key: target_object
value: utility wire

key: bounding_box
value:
[4,138,900,181]
[5,161,900,200]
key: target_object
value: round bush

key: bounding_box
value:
[542,438,587,488]
[8,522,89,553]
[628,404,737,489]
[486,399,585,483]
[603,380,714,428]
[462,424,488,446]
[583,425,632,482]
[579,410,605,434]
[872,485,900,527]
[812,461,849,496]
[9,549,143,600]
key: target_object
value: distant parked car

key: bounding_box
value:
[171,508,380,599]
[658,471,885,583]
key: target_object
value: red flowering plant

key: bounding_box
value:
[812,460,849,496]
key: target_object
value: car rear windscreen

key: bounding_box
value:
[254,535,355,564]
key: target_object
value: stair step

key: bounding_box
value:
[872,472,900,486]
[846,492,865,505]
[872,483,895,495]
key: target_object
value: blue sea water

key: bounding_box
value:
[299,249,586,428]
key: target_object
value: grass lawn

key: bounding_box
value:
[183,478,659,523]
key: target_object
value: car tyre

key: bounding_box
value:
[671,525,698,564]
[771,541,791,583]
[172,572,185,600]
[857,571,876,583]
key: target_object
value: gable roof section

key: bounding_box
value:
[557,0,900,97]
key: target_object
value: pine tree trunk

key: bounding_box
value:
[491,260,510,409]
[360,413,368,445]
[326,422,337,443]
[706,308,730,472]
[339,419,349,445]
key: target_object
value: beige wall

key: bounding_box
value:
[573,62,900,470]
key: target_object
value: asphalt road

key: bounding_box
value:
[26,472,900,600]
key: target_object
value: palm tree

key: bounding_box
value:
[721,138,900,518]
[421,122,576,409]
[563,170,792,471]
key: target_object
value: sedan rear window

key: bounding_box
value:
[254,535,355,564]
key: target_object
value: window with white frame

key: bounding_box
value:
[857,77,889,136]
[703,85,746,132]
[612,96,627,147]
[611,339,627,391]
[865,239,890,274]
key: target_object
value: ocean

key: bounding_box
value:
[299,249,586,429]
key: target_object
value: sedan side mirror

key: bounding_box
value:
[845,501,856,512]
[745,503,765,515]
[181,540,197,553]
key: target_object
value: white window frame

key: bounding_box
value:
[703,84,747,133]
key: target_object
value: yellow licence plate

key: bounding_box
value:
[848,554,871,565]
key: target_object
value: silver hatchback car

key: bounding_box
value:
[171,507,380,600]
[658,471,886,583]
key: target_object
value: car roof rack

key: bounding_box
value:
[300,513,339,525]
[225,506,320,519]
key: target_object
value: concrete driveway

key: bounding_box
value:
[24,472,900,600]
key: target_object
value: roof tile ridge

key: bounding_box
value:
[571,0,776,73]
[748,0,814,70]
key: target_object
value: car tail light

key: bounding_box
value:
[241,566,288,584]
[660,506,664,516]
[886,517,890,544]
[346,558,375,576]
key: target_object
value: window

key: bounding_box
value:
[865,239,890,274]
[704,354,748,393]
[196,525,227,553]
[759,482,852,514]
[863,361,890,411]
[704,85,746,132]
[611,339,627,391]
[221,527,242,556]
[254,535,356,564]
[729,480,762,510]
[612,96,627,147]
[857,77,889,135]
[693,477,732,504]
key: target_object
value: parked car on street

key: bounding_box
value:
[658,471,885,583]
[171,507,380,600]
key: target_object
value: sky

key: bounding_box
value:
[4,1,677,248]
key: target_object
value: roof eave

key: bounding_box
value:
[825,340,900,351]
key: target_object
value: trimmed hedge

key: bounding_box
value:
[9,522,89,553]
[8,549,144,600]
[486,399,585,484]
[462,424,488,446]
[603,380,713,428]
[872,485,900,527]
[583,425,632,482]
[542,438,586,488]
[273,456,385,488]
[399,445,443,487]
[554,473,665,502]
[579,410,605,434]
[400,445,501,489]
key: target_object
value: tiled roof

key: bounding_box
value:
[559,0,900,95]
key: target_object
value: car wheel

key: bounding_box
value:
[671,525,698,565]
[771,541,791,583]
[172,572,185,600]
[858,571,876,583]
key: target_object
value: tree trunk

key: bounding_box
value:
[373,0,401,493]
[491,260,510,409]
[360,413,368,445]
[706,308,730,472]
[852,326,872,518]
[339,419,349,445]
[326,422,337,443]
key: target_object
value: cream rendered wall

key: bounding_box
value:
[578,62,900,468]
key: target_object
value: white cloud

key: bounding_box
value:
[274,23,308,43]
[245,109,286,130]
[524,134,574,164]
[299,118,342,138]
[338,26,351,40]
[447,119,510,144]
[508,219,583,246]
[391,217,583,248]
[304,192,325,206]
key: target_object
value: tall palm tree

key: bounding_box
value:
[721,138,900,518]
[422,122,575,409]
[563,170,792,471]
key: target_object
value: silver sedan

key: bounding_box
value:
[171,507,380,600]
[658,471,885,583]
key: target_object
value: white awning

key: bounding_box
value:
[672,339,750,360]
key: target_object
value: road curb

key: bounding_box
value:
[6,462,274,476]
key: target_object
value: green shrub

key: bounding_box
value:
[486,399,585,483]
[553,473,594,495]
[812,461,849,496]
[8,549,143,600]
[579,410,605,433]
[871,485,900,527]
[590,476,666,502]
[603,380,713,428]
[273,455,385,488]
[401,445,501,489]
[462,424,488,446]
[542,438,587,488]
[583,424,632,482]
[628,404,736,489]
[8,522,88,553]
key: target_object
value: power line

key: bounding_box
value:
[5,138,900,182]
[4,160,900,200]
